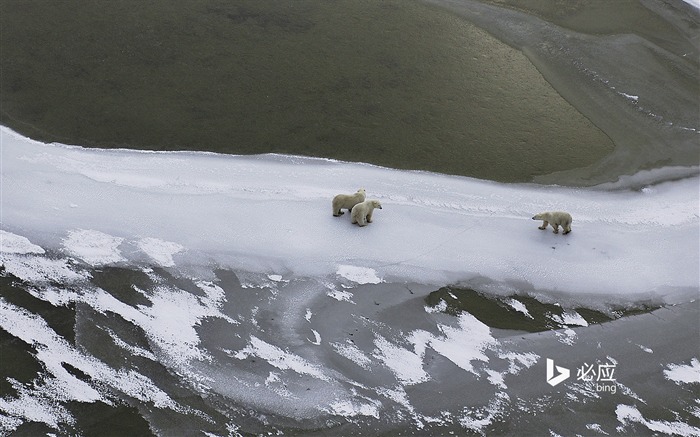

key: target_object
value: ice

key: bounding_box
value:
[682,0,700,10]
[507,298,533,319]
[325,399,381,419]
[0,230,44,254]
[0,253,88,285]
[331,340,373,369]
[0,299,186,429]
[326,287,355,303]
[233,336,331,381]
[372,335,430,385]
[1,126,698,308]
[136,237,184,267]
[63,229,125,266]
[409,313,496,375]
[616,404,700,436]
[337,265,383,284]
[552,310,589,327]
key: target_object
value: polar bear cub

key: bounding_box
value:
[351,200,382,227]
[332,188,366,216]
[532,211,572,234]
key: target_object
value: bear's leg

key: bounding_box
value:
[334,210,344,216]
[366,211,373,223]
[563,225,571,234]
[539,220,548,230]
[551,223,559,234]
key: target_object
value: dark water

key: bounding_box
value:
[1,0,623,183]
[2,1,697,186]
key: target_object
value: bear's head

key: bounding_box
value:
[372,200,382,209]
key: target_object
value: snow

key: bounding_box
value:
[0,299,186,430]
[0,230,45,254]
[325,399,381,419]
[425,299,448,314]
[682,0,700,10]
[0,254,88,285]
[663,358,700,385]
[556,328,578,346]
[373,335,430,385]
[337,265,383,284]
[268,274,285,282]
[552,310,589,327]
[63,229,125,266]
[616,404,700,436]
[619,92,639,102]
[586,423,609,435]
[234,336,331,382]
[409,312,496,375]
[136,237,183,267]
[0,126,698,433]
[1,126,697,309]
[326,287,355,303]
[332,340,373,370]
[307,329,322,345]
[507,298,532,318]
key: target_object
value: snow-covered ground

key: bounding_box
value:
[1,126,697,307]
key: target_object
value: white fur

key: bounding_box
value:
[351,200,382,227]
[332,188,366,216]
[532,211,572,234]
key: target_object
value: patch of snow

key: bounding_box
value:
[616,404,700,436]
[664,358,700,385]
[0,230,45,254]
[63,229,125,266]
[337,265,383,284]
[507,298,533,318]
[137,237,183,267]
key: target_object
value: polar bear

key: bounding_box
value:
[332,188,366,216]
[351,200,382,227]
[532,211,572,234]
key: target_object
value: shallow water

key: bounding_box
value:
[6,0,697,185]
[426,0,700,185]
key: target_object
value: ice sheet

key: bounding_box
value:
[683,0,700,10]
[1,126,698,307]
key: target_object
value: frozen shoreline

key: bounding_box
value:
[2,126,698,308]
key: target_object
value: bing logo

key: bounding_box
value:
[546,358,571,386]
[546,358,618,392]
